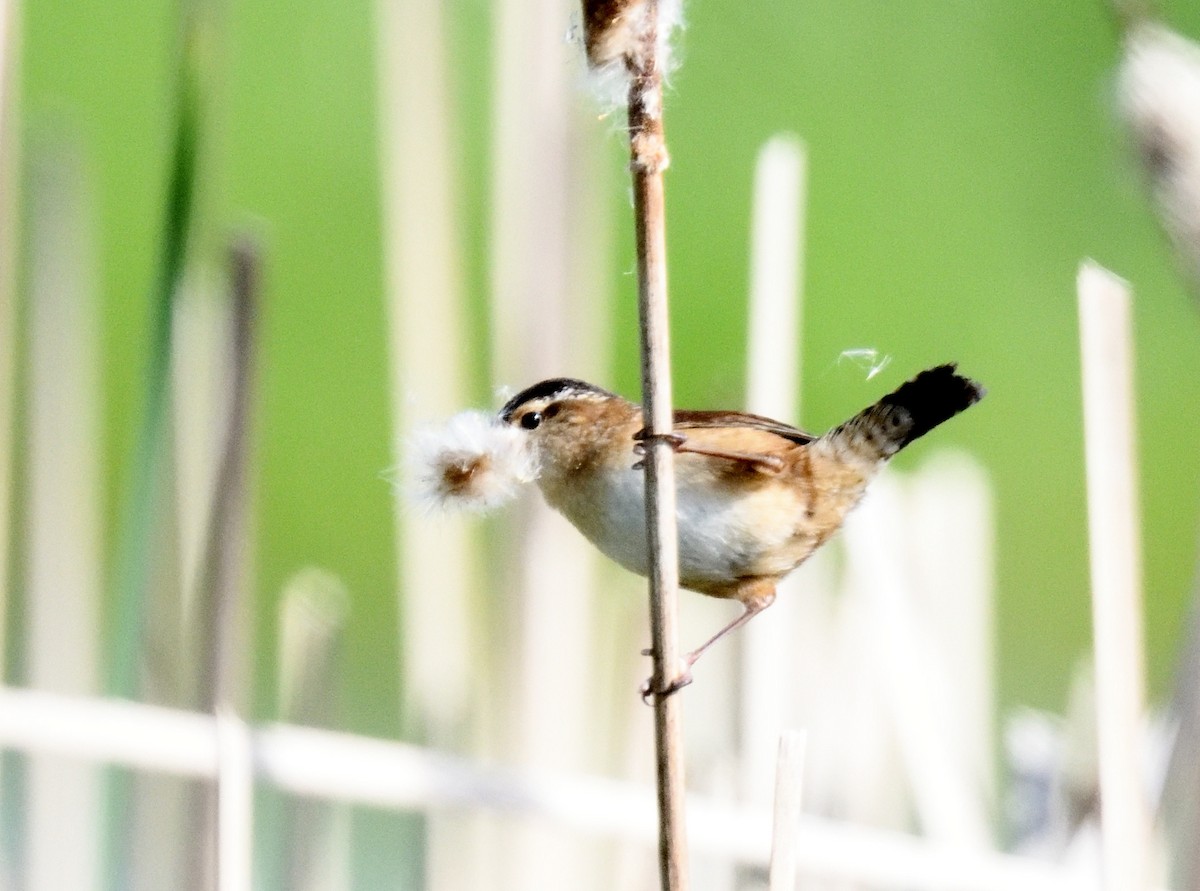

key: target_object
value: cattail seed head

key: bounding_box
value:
[578,0,683,101]
[1119,23,1200,286]
[408,410,538,513]
[582,0,646,69]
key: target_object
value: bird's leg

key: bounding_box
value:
[641,583,777,702]
[685,593,774,666]
[633,431,784,473]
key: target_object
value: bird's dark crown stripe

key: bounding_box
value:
[499,378,614,421]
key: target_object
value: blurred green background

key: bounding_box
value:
[15,0,1200,748]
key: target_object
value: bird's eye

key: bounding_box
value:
[520,411,542,430]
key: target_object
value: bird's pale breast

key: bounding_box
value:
[541,452,822,597]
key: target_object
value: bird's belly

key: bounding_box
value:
[548,468,809,595]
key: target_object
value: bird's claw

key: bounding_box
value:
[633,431,688,450]
[639,669,694,704]
[632,432,688,470]
[639,649,694,704]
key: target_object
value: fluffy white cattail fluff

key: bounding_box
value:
[1119,23,1200,285]
[408,410,539,513]
[578,0,684,106]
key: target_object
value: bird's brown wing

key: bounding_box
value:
[668,410,816,445]
[633,410,814,475]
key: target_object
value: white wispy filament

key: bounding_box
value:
[409,411,539,513]
[838,347,892,381]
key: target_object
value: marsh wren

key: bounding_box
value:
[499,364,984,694]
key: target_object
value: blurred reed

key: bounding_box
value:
[767,731,807,891]
[120,251,235,891]
[480,0,617,888]
[375,0,484,887]
[277,568,351,891]
[376,0,474,740]
[195,239,261,717]
[907,451,996,816]
[192,239,261,891]
[0,0,17,692]
[104,6,207,886]
[1077,262,1152,891]
[0,7,19,869]
[215,709,252,891]
[842,472,992,850]
[1161,582,1200,889]
[737,134,808,812]
[23,145,102,891]
[107,0,205,706]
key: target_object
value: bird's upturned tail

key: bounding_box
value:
[821,364,985,464]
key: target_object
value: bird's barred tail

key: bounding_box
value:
[821,364,985,464]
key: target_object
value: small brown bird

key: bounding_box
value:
[499,364,984,694]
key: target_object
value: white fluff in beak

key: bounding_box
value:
[408,410,539,513]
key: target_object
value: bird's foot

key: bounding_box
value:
[639,670,694,704]
[631,432,688,470]
[639,648,694,704]
[634,431,689,449]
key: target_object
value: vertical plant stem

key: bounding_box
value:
[214,708,253,891]
[376,0,474,738]
[1160,586,1200,889]
[740,135,806,813]
[768,730,807,891]
[108,15,202,702]
[198,238,259,715]
[1077,261,1149,891]
[625,4,689,889]
[190,238,259,889]
[105,19,203,890]
[25,147,103,891]
[277,569,350,891]
[490,2,613,884]
[0,0,18,664]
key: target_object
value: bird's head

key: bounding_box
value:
[498,377,634,472]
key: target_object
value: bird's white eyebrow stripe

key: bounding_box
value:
[499,378,616,420]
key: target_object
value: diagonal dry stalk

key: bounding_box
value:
[581,1,691,888]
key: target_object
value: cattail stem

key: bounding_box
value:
[624,4,689,890]
[579,0,687,885]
